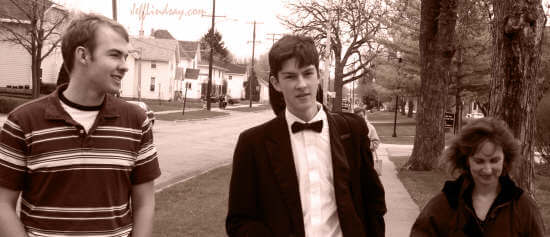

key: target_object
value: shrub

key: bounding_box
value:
[0,96,30,113]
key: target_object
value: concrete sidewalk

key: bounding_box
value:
[377,143,418,237]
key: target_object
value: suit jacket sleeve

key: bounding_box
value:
[356,115,387,237]
[226,132,273,237]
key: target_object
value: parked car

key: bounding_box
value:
[127,101,155,125]
[466,112,484,119]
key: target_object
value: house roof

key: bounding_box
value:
[0,0,54,22]
[225,63,247,74]
[152,29,175,40]
[179,40,199,59]
[130,37,179,62]
[184,68,200,80]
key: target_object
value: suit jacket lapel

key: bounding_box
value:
[327,112,364,235]
[265,115,305,234]
[326,112,351,183]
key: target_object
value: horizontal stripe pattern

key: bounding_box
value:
[0,92,161,236]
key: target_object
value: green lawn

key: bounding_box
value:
[154,165,231,236]
[373,121,455,145]
[156,110,228,121]
[367,111,416,123]
[226,104,271,113]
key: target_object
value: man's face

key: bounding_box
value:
[468,140,504,187]
[271,57,319,121]
[85,25,129,94]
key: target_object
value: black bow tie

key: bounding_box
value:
[291,120,323,133]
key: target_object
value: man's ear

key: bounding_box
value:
[75,46,90,65]
[270,76,282,92]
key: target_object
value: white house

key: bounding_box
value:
[225,63,247,100]
[0,0,66,92]
[121,37,180,101]
[197,59,228,99]
[257,77,269,104]
[177,40,202,100]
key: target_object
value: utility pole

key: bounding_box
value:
[202,0,226,110]
[112,0,117,21]
[206,0,216,110]
[247,21,262,108]
[250,21,257,108]
[266,33,283,45]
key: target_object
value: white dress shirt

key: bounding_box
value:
[285,104,343,237]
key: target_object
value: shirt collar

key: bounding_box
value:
[285,102,326,129]
[44,84,120,120]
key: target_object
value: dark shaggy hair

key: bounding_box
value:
[268,35,321,115]
[442,117,521,177]
[61,13,129,73]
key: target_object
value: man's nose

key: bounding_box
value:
[118,58,129,73]
[296,75,307,88]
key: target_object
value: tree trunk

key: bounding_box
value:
[490,0,546,197]
[406,0,458,171]
[454,47,464,134]
[332,62,344,112]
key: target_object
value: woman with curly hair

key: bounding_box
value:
[410,117,545,236]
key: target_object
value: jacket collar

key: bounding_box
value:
[44,84,120,121]
[442,174,523,209]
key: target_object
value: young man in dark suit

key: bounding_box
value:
[226,35,386,237]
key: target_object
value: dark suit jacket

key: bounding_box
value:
[226,112,387,237]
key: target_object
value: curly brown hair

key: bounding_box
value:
[442,117,521,177]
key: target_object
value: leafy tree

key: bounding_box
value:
[449,0,491,132]
[200,28,231,63]
[489,0,546,196]
[375,0,421,117]
[280,0,389,112]
[0,0,68,98]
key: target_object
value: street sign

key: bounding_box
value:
[444,112,454,128]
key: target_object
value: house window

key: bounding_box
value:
[151,63,156,69]
[150,77,156,91]
[228,76,232,80]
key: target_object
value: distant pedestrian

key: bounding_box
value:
[0,13,160,236]
[410,117,545,236]
[226,35,386,237]
[354,107,381,151]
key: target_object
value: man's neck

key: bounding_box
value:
[63,74,105,106]
[289,104,321,122]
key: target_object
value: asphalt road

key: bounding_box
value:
[152,109,275,190]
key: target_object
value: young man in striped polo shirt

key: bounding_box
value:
[0,13,161,236]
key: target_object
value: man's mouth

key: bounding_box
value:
[112,75,123,81]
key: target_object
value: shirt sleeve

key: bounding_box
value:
[0,114,27,190]
[131,117,161,185]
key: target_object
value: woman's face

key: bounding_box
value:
[468,140,504,187]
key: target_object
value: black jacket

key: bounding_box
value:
[226,112,386,237]
[411,175,545,237]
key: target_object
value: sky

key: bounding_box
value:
[53,0,291,59]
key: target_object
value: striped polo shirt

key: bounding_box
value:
[0,86,161,236]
